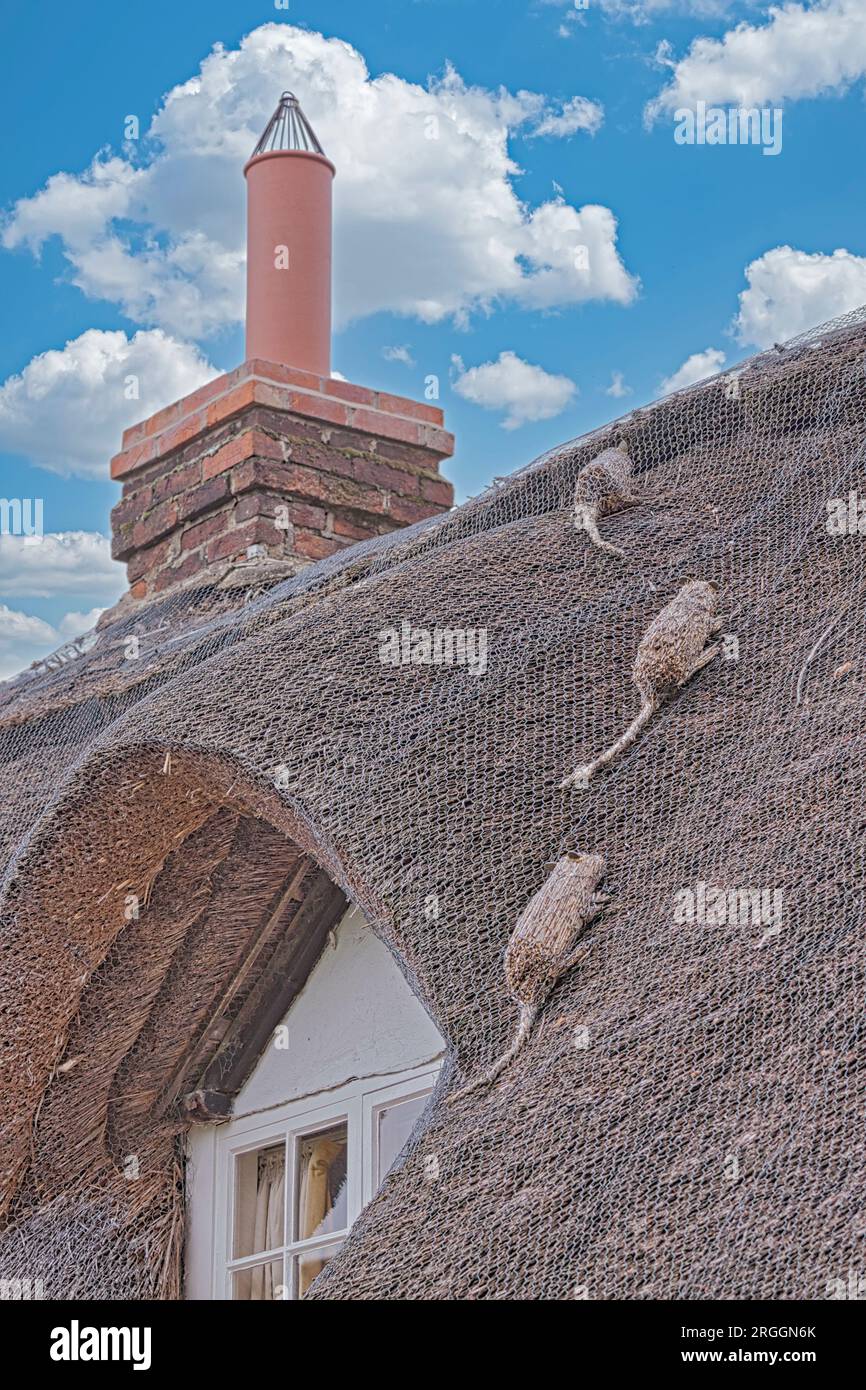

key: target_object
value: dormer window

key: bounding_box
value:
[185,905,443,1299]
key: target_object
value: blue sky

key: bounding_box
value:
[1,0,865,675]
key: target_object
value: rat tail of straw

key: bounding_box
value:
[447,1002,538,1104]
[574,505,626,558]
[561,698,656,788]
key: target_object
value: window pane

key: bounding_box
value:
[232,1259,285,1301]
[377,1092,429,1187]
[233,1143,285,1258]
[295,1123,348,1240]
[296,1241,343,1299]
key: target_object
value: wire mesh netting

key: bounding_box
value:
[1,306,865,1299]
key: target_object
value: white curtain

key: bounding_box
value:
[250,1150,285,1300]
[297,1137,343,1295]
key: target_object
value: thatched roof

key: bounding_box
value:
[2,307,866,1299]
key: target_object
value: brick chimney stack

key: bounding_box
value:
[110,93,454,602]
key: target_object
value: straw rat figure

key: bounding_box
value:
[448,851,609,1103]
[561,579,722,788]
[573,437,636,557]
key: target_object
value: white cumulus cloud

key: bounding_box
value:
[733,245,866,347]
[0,328,218,478]
[0,531,123,600]
[647,0,866,122]
[605,369,633,398]
[0,604,58,680]
[0,535,122,679]
[530,96,604,137]
[0,601,107,682]
[2,23,634,336]
[660,346,726,394]
[451,350,577,429]
[58,607,106,637]
[382,345,416,366]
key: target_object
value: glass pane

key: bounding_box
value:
[377,1092,429,1187]
[296,1241,343,1299]
[232,1259,285,1301]
[295,1123,348,1240]
[233,1143,285,1258]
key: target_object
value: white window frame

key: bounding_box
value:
[192,1059,440,1300]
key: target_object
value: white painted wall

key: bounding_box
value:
[235,903,444,1115]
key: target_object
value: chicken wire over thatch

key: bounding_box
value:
[2,306,866,1301]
